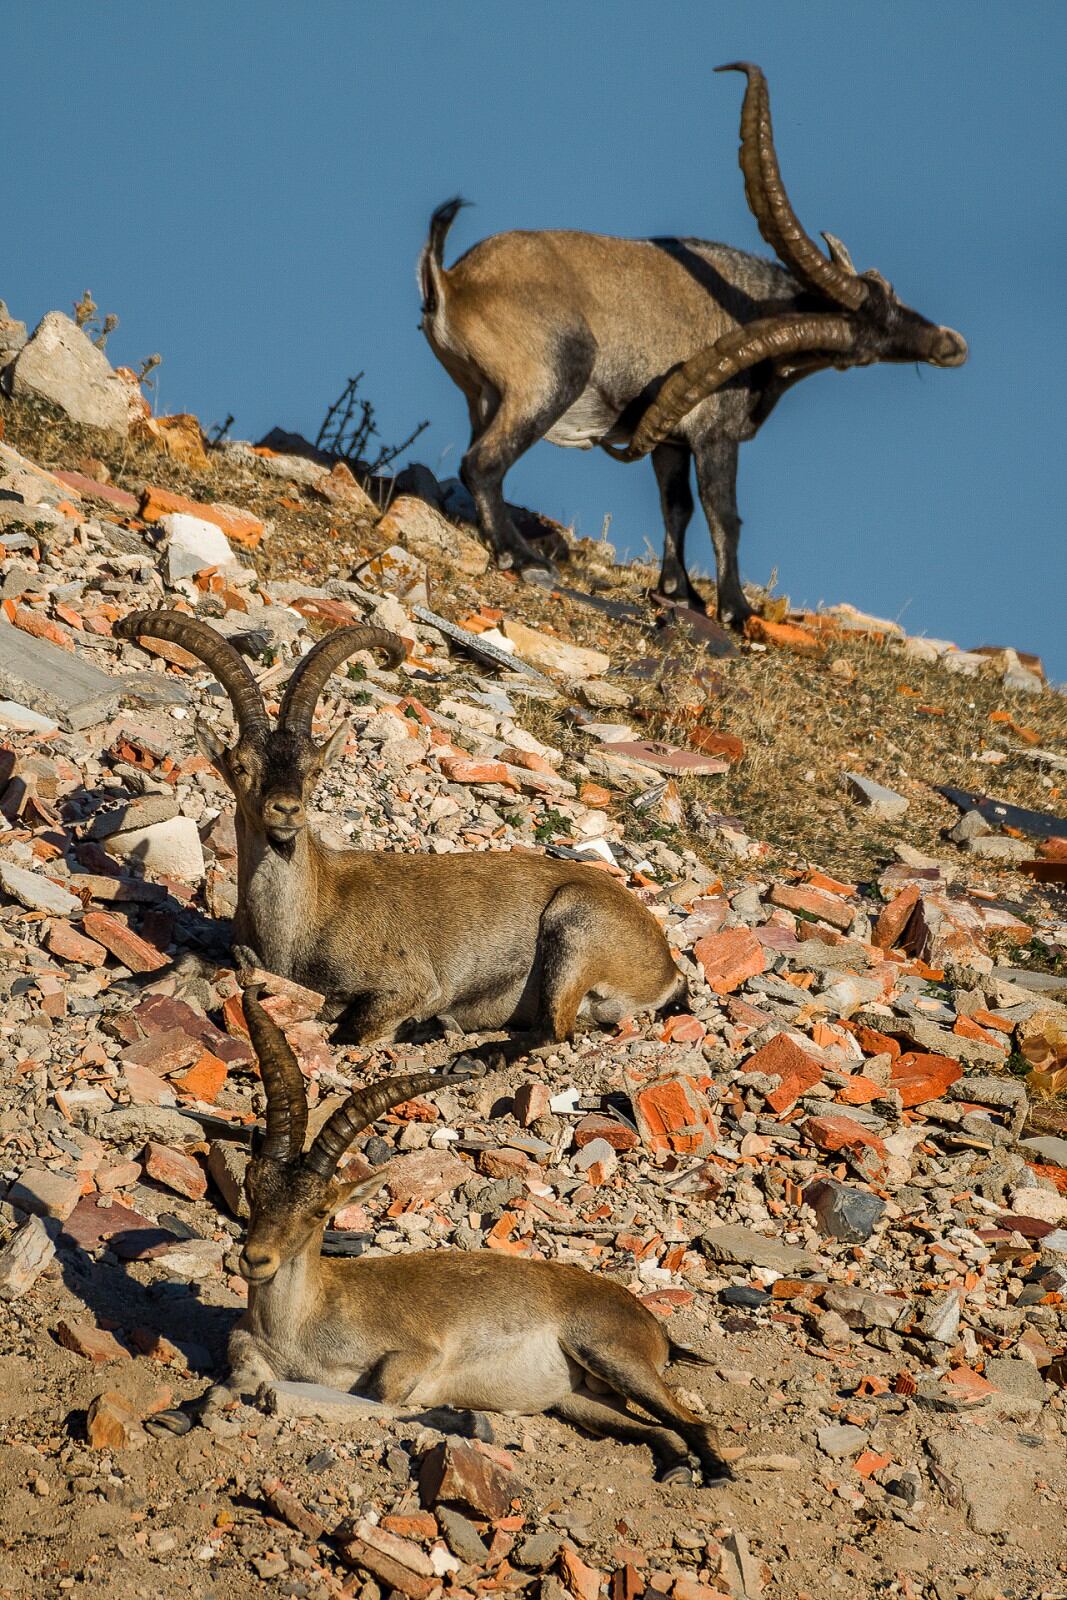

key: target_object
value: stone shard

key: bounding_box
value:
[0,619,124,731]
[702,1224,820,1276]
[0,859,82,915]
[0,1216,56,1301]
[11,311,131,432]
[845,771,909,821]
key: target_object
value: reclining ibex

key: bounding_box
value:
[420,62,967,625]
[208,984,731,1484]
[115,610,683,1042]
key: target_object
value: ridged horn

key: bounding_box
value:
[115,610,269,742]
[304,1072,449,1179]
[278,627,406,738]
[716,63,867,311]
[242,984,309,1162]
[610,313,856,459]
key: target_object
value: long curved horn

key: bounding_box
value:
[304,1072,449,1179]
[716,63,867,312]
[115,610,269,742]
[242,984,309,1161]
[608,313,856,459]
[278,626,406,738]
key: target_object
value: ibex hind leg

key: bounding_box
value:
[462,347,593,572]
[552,1390,692,1482]
[564,1341,733,1486]
[536,886,600,1042]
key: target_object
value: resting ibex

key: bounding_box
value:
[420,62,967,625]
[115,610,683,1043]
[209,984,731,1483]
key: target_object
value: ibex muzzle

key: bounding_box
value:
[207,985,733,1486]
[115,611,684,1048]
[420,62,967,623]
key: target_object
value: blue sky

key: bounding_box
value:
[5,3,1065,677]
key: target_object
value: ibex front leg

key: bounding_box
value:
[693,435,752,629]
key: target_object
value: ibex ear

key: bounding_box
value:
[328,1168,389,1214]
[195,716,228,769]
[320,722,352,769]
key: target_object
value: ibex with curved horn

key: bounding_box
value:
[115,610,683,1043]
[420,62,967,624]
[205,984,731,1484]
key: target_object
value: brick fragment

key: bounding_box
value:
[86,1391,147,1450]
[560,1546,604,1600]
[172,1051,228,1103]
[626,1071,717,1157]
[804,1115,887,1164]
[872,884,921,951]
[81,911,167,972]
[56,1319,129,1362]
[573,1113,639,1153]
[744,1033,823,1113]
[694,927,765,995]
[142,1142,207,1200]
[478,1147,534,1181]
[381,1512,439,1541]
[261,1476,328,1541]
[744,616,823,655]
[890,1052,962,1108]
[769,882,854,930]
[139,485,264,548]
[45,919,107,966]
[439,755,519,789]
[514,1082,551,1126]
[121,1028,201,1077]
[419,1440,514,1519]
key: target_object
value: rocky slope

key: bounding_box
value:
[0,305,1066,1600]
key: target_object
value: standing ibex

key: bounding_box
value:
[115,610,683,1043]
[209,984,731,1484]
[420,63,967,625]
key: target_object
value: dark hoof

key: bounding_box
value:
[652,589,709,618]
[718,603,753,632]
[658,1462,694,1485]
[699,1461,735,1487]
[465,1410,495,1443]
[145,1408,193,1437]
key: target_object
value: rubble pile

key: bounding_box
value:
[0,308,1066,1598]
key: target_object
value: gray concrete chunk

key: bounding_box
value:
[702,1224,819,1275]
[10,311,130,433]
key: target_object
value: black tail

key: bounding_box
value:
[419,196,469,319]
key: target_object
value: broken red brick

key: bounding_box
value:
[45,919,108,966]
[560,1546,604,1600]
[852,1449,892,1479]
[744,615,824,655]
[769,882,854,930]
[694,927,766,995]
[890,1052,962,1109]
[418,1440,514,1519]
[171,1051,228,1103]
[627,1072,717,1157]
[86,1390,146,1450]
[744,1033,823,1113]
[261,1477,328,1541]
[573,1113,639,1153]
[513,1082,551,1126]
[835,1074,882,1106]
[142,1142,207,1200]
[659,1012,706,1044]
[139,485,264,549]
[804,1114,887,1164]
[872,884,921,951]
[81,912,167,973]
[381,1512,439,1541]
[478,1147,534,1181]
[56,1319,129,1363]
[439,755,519,789]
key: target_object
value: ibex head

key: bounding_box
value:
[621,63,968,457]
[115,612,405,854]
[237,983,448,1284]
